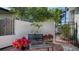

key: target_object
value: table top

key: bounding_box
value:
[30,43,53,50]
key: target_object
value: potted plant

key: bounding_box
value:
[48,34,53,39]
[12,37,31,50]
[31,22,42,34]
[43,34,53,44]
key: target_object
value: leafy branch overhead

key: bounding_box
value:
[10,7,63,23]
[53,8,63,24]
[11,7,53,22]
[25,7,53,22]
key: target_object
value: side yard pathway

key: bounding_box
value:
[54,35,79,51]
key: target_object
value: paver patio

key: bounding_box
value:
[54,35,79,51]
[1,35,79,51]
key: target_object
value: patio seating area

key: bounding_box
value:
[1,35,79,51]
[0,7,79,51]
[0,43,64,51]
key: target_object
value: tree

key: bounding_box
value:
[53,8,63,25]
[10,7,63,23]
[31,22,42,33]
[10,7,28,20]
[10,7,53,22]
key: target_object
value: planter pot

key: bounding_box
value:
[21,45,30,51]
[21,46,26,50]
[26,45,30,50]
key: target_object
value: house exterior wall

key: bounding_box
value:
[0,14,14,48]
[74,14,79,41]
[0,20,55,48]
[0,14,13,19]
[0,14,15,35]
[69,7,79,41]
[69,8,75,36]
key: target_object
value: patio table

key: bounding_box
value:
[29,43,53,51]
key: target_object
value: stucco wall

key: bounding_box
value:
[0,20,55,48]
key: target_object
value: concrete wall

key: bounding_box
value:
[15,20,32,36]
[0,20,55,48]
[39,22,55,36]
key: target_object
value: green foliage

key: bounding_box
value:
[25,7,53,22]
[11,7,28,19]
[53,8,63,24]
[61,24,71,38]
[31,22,42,29]
[10,7,52,22]
[31,22,42,33]
[10,7,63,24]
